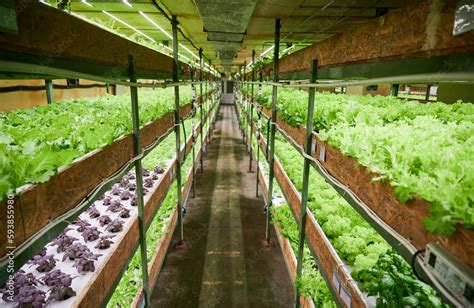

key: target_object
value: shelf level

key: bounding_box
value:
[0,91,214,283]
[0,0,188,80]
[242,91,474,274]
[258,0,474,80]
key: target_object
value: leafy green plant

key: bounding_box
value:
[240,99,446,306]
[352,250,447,307]
[0,88,192,201]
[246,86,474,235]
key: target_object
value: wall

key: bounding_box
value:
[345,84,392,96]
[437,83,474,104]
[0,79,107,112]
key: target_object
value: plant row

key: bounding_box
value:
[0,87,192,201]
[244,86,474,235]
[238,98,446,307]
[0,97,215,307]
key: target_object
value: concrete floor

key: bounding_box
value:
[151,105,294,307]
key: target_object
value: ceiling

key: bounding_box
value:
[49,0,419,75]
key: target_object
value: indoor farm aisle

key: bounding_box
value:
[151,105,293,307]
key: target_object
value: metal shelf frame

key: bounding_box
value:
[234,16,473,306]
[0,8,220,308]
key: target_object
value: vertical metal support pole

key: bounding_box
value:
[171,15,185,244]
[249,50,255,172]
[128,55,150,308]
[106,82,110,94]
[256,111,261,197]
[294,60,317,308]
[199,49,204,173]
[205,60,210,150]
[391,84,399,96]
[243,61,248,149]
[425,84,431,101]
[256,70,263,197]
[265,19,280,243]
[45,79,54,104]
[191,71,196,199]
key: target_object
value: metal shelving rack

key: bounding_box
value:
[0,2,221,307]
[235,8,474,306]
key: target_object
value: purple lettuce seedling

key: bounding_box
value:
[51,234,79,253]
[144,178,154,188]
[1,271,43,303]
[86,205,100,219]
[73,254,100,273]
[102,196,112,206]
[82,226,100,242]
[106,200,123,213]
[14,285,46,307]
[131,195,137,206]
[0,270,42,302]
[74,218,91,232]
[106,219,124,233]
[119,178,130,188]
[29,254,57,272]
[154,166,164,174]
[142,168,150,177]
[40,270,74,287]
[15,271,42,287]
[127,172,135,180]
[128,182,137,191]
[120,190,132,200]
[48,285,77,302]
[41,270,76,302]
[111,185,121,196]
[94,235,115,250]
[98,215,112,226]
[62,244,91,261]
[119,208,130,218]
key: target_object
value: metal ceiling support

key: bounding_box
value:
[249,50,255,173]
[295,59,317,308]
[172,15,185,247]
[128,54,150,308]
[45,79,54,104]
[265,18,280,243]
